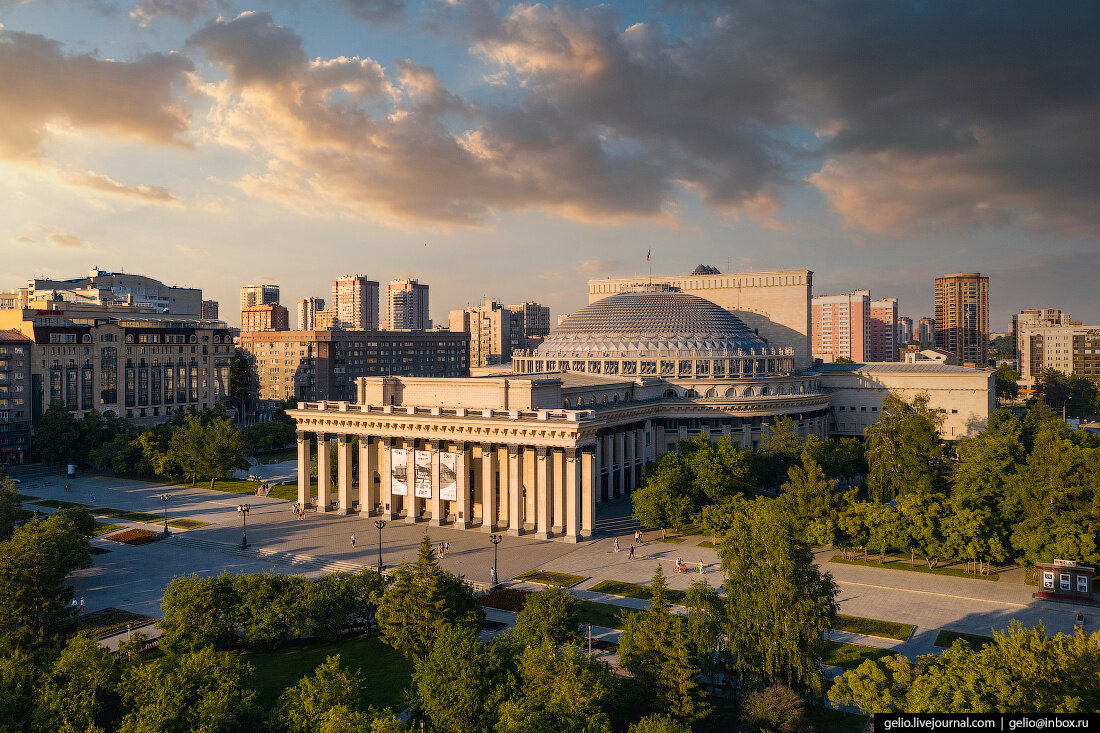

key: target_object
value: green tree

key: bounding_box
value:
[118,647,258,733]
[952,409,1025,512]
[897,492,951,569]
[33,633,120,733]
[740,684,809,733]
[0,647,40,733]
[0,514,90,647]
[496,642,614,733]
[33,401,79,472]
[233,572,305,648]
[864,393,947,501]
[298,570,385,641]
[167,414,207,486]
[628,715,691,733]
[376,534,483,660]
[511,585,583,647]
[774,452,852,545]
[697,495,748,547]
[413,624,515,733]
[994,365,1020,401]
[158,574,241,652]
[273,655,362,733]
[828,654,912,715]
[203,417,245,490]
[0,475,23,541]
[681,436,757,503]
[228,348,254,418]
[633,453,696,539]
[719,502,838,698]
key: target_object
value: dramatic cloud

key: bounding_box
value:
[0,28,193,160]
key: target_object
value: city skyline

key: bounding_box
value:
[1,1,1097,328]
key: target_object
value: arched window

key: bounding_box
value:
[761,386,770,396]
[685,389,698,398]
[576,398,584,408]
[705,388,717,398]
[725,387,737,398]
[612,394,619,402]
[564,400,570,409]
[664,389,676,398]
[589,396,597,406]
[743,387,754,397]
[601,394,608,404]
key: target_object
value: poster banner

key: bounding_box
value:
[439,452,458,501]
[414,450,432,498]
[390,448,408,495]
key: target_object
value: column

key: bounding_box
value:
[337,434,353,514]
[406,439,420,524]
[552,448,565,533]
[315,432,330,512]
[507,444,523,536]
[581,446,595,539]
[381,438,398,519]
[624,426,636,494]
[563,448,581,543]
[296,431,310,508]
[455,442,470,529]
[360,437,376,515]
[614,429,625,498]
[481,443,497,532]
[535,447,552,539]
[430,441,444,527]
[594,432,604,503]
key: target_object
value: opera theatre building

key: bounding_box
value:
[288,274,994,542]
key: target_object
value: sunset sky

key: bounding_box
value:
[1,0,1097,328]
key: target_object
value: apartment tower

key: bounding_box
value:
[386,279,430,330]
[934,273,989,365]
[296,297,326,331]
[331,275,379,330]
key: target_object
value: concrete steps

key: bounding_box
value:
[163,535,365,574]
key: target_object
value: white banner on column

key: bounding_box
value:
[390,448,408,495]
[439,452,457,501]
[414,450,432,498]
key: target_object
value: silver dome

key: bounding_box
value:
[538,288,770,358]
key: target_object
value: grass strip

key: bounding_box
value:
[208,479,265,496]
[167,518,212,529]
[576,600,645,630]
[94,507,163,523]
[834,614,914,641]
[266,484,300,501]
[514,570,587,587]
[76,608,153,639]
[822,640,896,669]
[590,579,687,604]
[656,537,686,544]
[242,635,413,714]
[30,499,93,509]
[830,555,999,581]
[93,521,125,536]
[934,629,993,651]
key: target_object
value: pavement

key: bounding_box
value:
[10,462,1099,662]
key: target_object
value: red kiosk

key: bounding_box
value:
[1036,559,1095,605]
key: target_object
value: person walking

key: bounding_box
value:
[634,529,642,545]
[698,559,704,575]
[628,544,635,559]
[78,597,85,613]
[444,541,451,557]
[351,534,356,547]
[614,538,620,553]
[490,566,497,585]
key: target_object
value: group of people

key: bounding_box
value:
[291,502,306,521]
[674,557,705,574]
[437,541,451,558]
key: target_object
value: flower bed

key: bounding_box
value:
[514,570,587,587]
[478,587,532,613]
[103,528,158,545]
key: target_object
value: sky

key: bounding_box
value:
[1,0,1097,330]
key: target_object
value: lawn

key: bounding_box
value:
[514,570,587,587]
[822,640,896,669]
[30,498,93,509]
[93,521,125,536]
[830,555,999,581]
[241,635,413,714]
[95,507,164,523]
[76,608,154,639]
[254,447,298,464]
[589,579,687,604]
[934,629,993,651]
[267,484,299,501]
[167,518,212,529]
[209,479,265,496]
[576,600,645,630]
[834,614,914,641]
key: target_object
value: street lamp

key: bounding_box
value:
[237,503,251,549]
[374,519,387,573]
[157,493,172,536]
[489,533,502,586]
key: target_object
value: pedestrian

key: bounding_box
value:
[78,597,85,613]
[490,566,497,585]
[628,544,635,559]
[614,538,620,553]
[66,482,71,493]
[634,529,642,544]
[351,534,356,547]
[698,559,704,575]
[444,541,450,556]
[89,492,94,504]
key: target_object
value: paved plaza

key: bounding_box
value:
[10,463,1099,660]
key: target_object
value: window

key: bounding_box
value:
[1060,573,1071,591]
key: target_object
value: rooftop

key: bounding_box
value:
[814,362,992,374]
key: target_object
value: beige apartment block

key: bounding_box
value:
[240,284,280,312]
[816,362,994,440]
[934,273,989,365]
[588,267,813,369]
[332,275,379,330]
[1017,322,1100,383]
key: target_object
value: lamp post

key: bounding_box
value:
[374,519,387,573]
[237,503,251,549]
[489,533,502,586]
[157,493,172,536]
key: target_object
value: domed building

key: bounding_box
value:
[288,284,831,544]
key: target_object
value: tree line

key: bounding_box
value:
[636,394,1100,576]
[34,400,298,490]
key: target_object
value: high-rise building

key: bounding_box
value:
[934,273,989,365]
[1014,309,1100,382]
[506,302,551,350]
[331,275,379,330]
[240,284,280,312]
[386,279,430,330]
[296,297,326,331]
[918,317,935,344]
[201,300,219,320]
[868,298,898,362]
[897,316,914,345]
[812,290,869,362]
[1012,309,1070,365]
[449,300,512,367]
[0,330,31,463]
[241,303,290,332]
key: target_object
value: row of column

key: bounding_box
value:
[593,421,653,503]
[296,432,597,542]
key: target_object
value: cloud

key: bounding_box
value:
[130,0,226,26]
[14,236,35,244]
[0,28,193,160]
[338,0,403,22]
[61,169,178,202]
[48,233,90,248]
